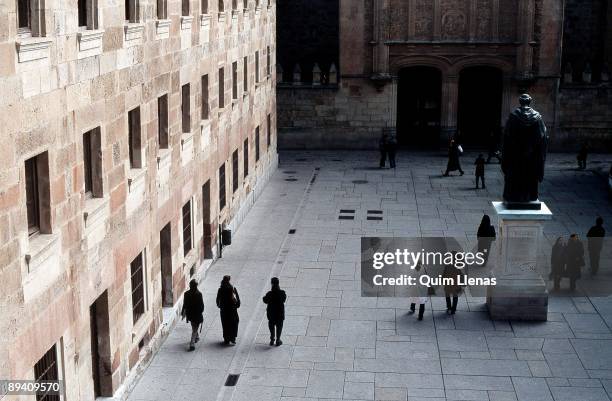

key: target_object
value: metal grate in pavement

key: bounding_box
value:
[225,374,240,387]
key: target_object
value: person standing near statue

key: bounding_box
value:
[443,139,464,176]
[565,234,585,291]
[501,94,547,207]
[587,217,605,276]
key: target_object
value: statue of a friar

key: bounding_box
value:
[501,94,548,209]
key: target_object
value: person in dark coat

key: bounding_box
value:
[443,139,464,176]
[577,144,588,170]
[379,132,389,168]
[181,279,205,351]
[474,154,486,189]
[216,275,240,345]
[443,253,465,314]
[565,234,585,291]
[262,277,287,346]
[587,217,605,276]
[549,237,566,291]
[476,215,496,266]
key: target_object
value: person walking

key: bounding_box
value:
[549,237,566,291]
[263,277,287,346]
[387,133,397,169]
[577,144,588,170]
[587,217,605,276]
[443,139,464,176]
[181,279,204,351]
[443,253,465,315]
[216,275,240,345]
[474,154,486,189]
[476,215,496,266]
[379,132,389,168]
[408,262,428,321]
[565,234,585,291]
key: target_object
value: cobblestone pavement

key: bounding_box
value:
[128,150,612,401]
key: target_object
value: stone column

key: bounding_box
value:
[486,201,553,321]
[389,76,398,130]
[516,0,535,79]
[440,74,459,143]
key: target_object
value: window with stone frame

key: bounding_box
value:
[255,0,259,8]
[24,152,51,237]
[158,94,169,149]
[232,0,237,10]
[266,46,271,76]
[267,113,271,148]
[157,0,167,19]
[232,150,239,193]
[218,0,224,12]
[243,138,249,179]
[181,83,191,133]
[130,252,145,324]
[34,344,60,401]
[17,0,46,37]
[128,107,142,169]
[125,0,139,22]
[83,127,103,198]
[242,0,247,9]
[218,67,225,109]
[243,56,248,92]
[219,164,226,210]
[255,51,260,83]
[78,0,99,29]
[201,75,209,119]
[255,126,260,162]
[182,201,192,256]
[201,0,208,13]
[232,61,238,100]
[182,0,189,16]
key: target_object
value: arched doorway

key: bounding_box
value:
[457,66,503,148]
[396,67,442,148]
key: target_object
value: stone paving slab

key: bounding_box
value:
[126,151,612,401]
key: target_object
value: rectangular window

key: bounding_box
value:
[157,0,167,19]
[255,51,260,83]
[78,0,87,27]
[255,0,259,8]
[34,344,60,401]
[232,0,237,10]
[182,84,191,133]
[201,75,209,119]
[18,0,31,30]
[25,152,50,236]
[182,201,192,256]
[243,0,247,9]
[201,0,208,13]
[158,94,169,149]
[267,114,271,148]
[130,253,145,324]
[232,150,238,193]
[218,0,224,12]
[232,62,238,100]
[125,0,139,22]
[243,56,248,93]
[83,128,103,197]
[182,0,189,16]
[243,139,249,179]
[218,67,225,109]
[219,164,226,210]
[255,127,260,162]
[266,46,271,76]
[128,107,142,169]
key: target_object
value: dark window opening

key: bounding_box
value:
[218,67,225,109]
[18,0,31,29]
[130,253,145,323]
[266,114,271,148]
[232,150,239,192]
[218,0,224,12]
[34,344,60,401]
[243,56,248,92]
[182,83,191,133]
[157,0,167,19]
[255,127,260,162]
[255,51,260,83]
[201,0,208,13]
[182,201,192,256]
[232,61,238,100]
[182,0,189,16]
[266,46,271,76]
[78,0,87,26]
[158,94,169,149]
[25,156,40,235]
[201,75,209,119]
[219,164,226,210]
[83,130,93,194]
[128,107,142,168]
[243,138,249,179]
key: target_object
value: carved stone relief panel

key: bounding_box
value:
[388,0,411,40]
[414,0,434,40]
[440,0,468,40]
[476,0,492,40]
[498,0,518,41]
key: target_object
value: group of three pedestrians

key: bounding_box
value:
[181,276,286,351]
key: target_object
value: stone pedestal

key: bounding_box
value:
[486,201,553,321]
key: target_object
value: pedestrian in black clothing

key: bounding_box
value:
[263,277,286,346]
[216,275,240,345]
[587,217,605,276]
[565,234,585,291]
[379,132,397,168]
[577,144,588,170]
[443,253,465,315]
[387,134,397,168]
[181,279,204,351]
[549,237,566,291]
[443,139,464,176]
[476,215,496,266]
[475,154,486,189]
[379,132,389,168]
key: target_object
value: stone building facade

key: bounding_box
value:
[277,0,612,150]
[0,0,276,398]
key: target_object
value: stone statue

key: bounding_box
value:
[501,94,547,209]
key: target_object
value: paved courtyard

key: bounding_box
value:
[127,150,612,401]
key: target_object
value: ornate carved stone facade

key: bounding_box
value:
[0,0,277,398]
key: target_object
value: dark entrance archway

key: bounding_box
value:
[396,67,442,148]
[457,66,503,148]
